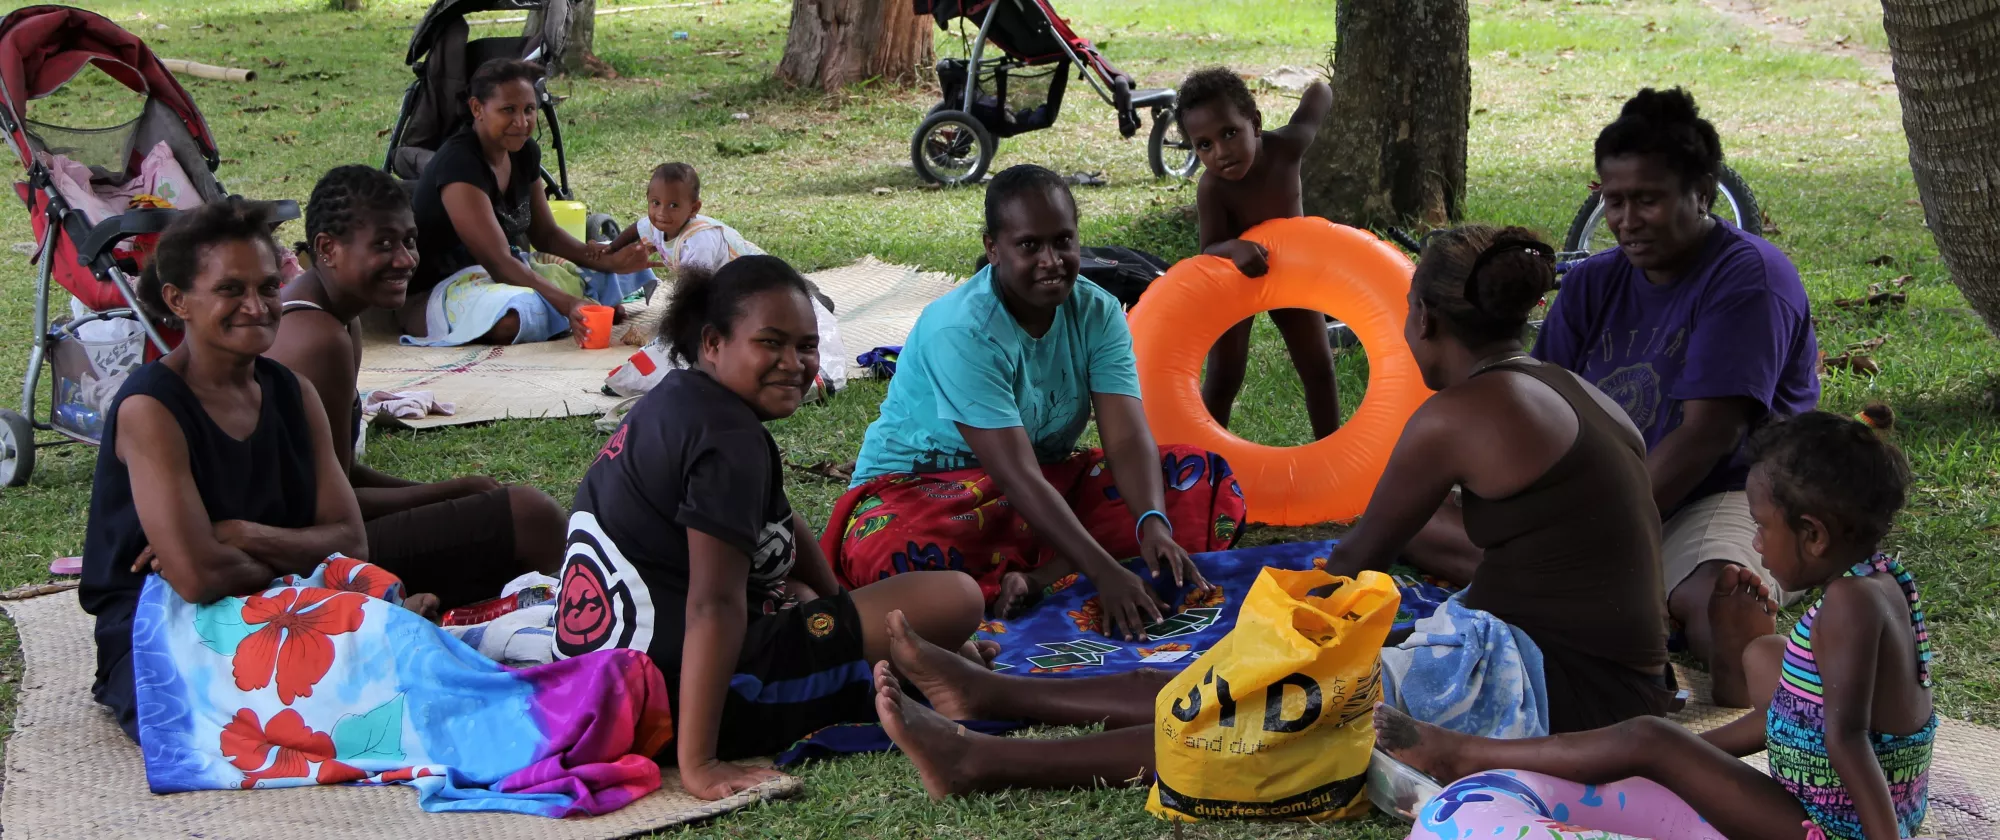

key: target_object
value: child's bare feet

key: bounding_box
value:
[1374,704,1471,784]
[874,661,976,800]
[1709,563,1778,708]
[886,609,990,720]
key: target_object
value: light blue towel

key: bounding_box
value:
[1379,592,1550,739]
[575,265,655,306]
[400,254,653,348]
[400,258,568,347]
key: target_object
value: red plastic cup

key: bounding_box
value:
[576,304,614,349]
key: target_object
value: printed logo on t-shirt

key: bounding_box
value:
[746,519,798,598]
[1595,362,1663,431]
[554,511,656,660]
[595,425,628,465]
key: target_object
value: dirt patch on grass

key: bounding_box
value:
[1702,0,1892,81]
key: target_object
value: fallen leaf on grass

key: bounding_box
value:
[786,460,855,483]
[375,127,393,138]
[239,104,279,114]
[1866,254,1895,267]
[1819,352,1881,376]
[1833,291,1906,309]
[1846,334,1891,353]
[700,50,744,58]
[1890,274,1913,288]
[872,187,893,196]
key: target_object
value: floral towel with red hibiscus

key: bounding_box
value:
[130,557,674,816]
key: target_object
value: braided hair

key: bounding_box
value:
[304,165,410,255]
[1749,408,1909,550]
[1411,225,1557,346]
[1594,87,1724,192]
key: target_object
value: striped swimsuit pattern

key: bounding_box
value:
[1765,554,1935,840]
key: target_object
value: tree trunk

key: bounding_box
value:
[1301,0,1470,228]
[1880,0,2000,335]
[778,0,935,93]
[528,0,616,79]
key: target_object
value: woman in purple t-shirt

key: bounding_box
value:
[1531,87,1821,708]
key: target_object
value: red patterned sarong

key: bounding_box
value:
[821,445,1247,604]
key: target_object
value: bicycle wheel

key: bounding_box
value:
[1561,165,1764,254]
[1148,107,1200,179]
[910,110,996,187]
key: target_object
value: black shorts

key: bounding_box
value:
[364,486,519,609]
[708,593,873,760]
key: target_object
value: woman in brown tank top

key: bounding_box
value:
[1324,225,1673,732]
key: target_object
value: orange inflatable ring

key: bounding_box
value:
[1128,217,1432,526]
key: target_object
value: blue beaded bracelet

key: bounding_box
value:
[1135,509,1173,542]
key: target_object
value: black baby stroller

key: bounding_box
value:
[910,0,1195,186]
[383,0,620,241]
[0,4,298,487]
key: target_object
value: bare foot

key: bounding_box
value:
[873,661,977,800]
[1708,563,1778,708]
[995,572,1035,618]
[1373,704,1470,783]
[886,609,992,720]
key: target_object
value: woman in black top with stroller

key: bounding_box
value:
[401,58,653,346]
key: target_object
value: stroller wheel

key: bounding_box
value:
[1149,106,1200,180]
[587,212,622,243]
[0,409,33,488]
[911,109,996,187]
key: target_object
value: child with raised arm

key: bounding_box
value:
[1177,67,1342,439]
[1379,409,1935,840]
[606,162,762,277]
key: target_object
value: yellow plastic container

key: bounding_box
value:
[548,199,588,242]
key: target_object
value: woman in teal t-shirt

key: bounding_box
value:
[822,166,1246,641]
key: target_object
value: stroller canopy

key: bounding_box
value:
[408,0,569,68]
[393,0,569,177]
[0,5,216,172]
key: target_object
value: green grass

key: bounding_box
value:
[0,0,1995,836]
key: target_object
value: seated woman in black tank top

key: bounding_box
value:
[79,199,379,741]
[1323,225,1673,732]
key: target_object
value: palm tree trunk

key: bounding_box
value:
[1880,0,2000,334]
[1300,0,1470,228]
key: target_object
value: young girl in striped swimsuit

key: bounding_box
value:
[1378,408,1934,840]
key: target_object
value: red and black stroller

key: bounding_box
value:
[0,5,298,487]
[910,0,1195,185]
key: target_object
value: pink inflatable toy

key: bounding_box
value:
[1408,770,1725,840]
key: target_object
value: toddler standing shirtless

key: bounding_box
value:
[1178,67,1342,439]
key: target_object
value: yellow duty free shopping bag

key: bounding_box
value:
[1145,567,1398,822]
